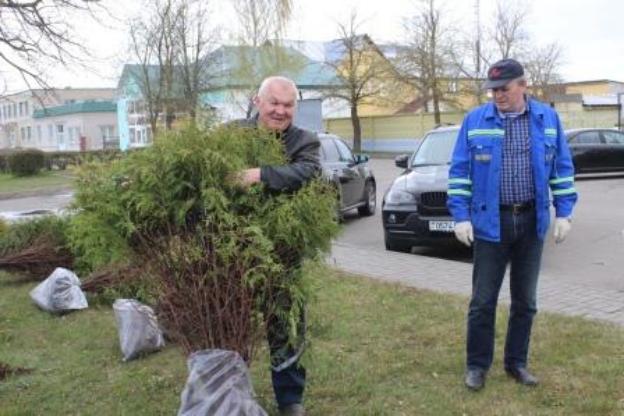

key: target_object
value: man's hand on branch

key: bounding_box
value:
[229,168,261,188]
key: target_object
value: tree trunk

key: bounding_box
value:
[350,104,362,153]
[432,89,441,125]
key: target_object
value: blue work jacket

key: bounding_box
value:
[447,98,578,242]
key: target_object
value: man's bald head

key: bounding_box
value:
[253,76,298,132]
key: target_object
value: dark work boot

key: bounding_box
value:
[279,403,306,416]
[464,368,487,391]
[505,367,539,386]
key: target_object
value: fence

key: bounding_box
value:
[324,106,620,153]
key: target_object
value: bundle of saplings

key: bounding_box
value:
[0,362,32,381]
[68,125,339,361]
[0,216,74,280]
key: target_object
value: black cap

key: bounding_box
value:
[482,58,524,89]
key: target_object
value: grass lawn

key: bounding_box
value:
[0,171,74,195]
[1,267,623,415]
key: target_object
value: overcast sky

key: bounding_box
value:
[8,0,624,91]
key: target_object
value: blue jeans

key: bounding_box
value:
[466,209,544,371]
[267,295,306,409]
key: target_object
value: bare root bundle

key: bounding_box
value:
[81,263,145,294]
[0,362,32,381]
[147,230,272,363]
[0,235,73,280]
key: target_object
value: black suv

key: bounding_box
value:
[382,126,459,251]
[319,133,376,217]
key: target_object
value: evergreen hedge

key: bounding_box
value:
[7,149,45,176]
[68,125,340,360]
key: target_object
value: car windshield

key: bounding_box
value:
[411,130,458,167]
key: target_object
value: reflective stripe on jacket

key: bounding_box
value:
[447,98,578,242]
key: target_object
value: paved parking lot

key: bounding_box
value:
[332,158,624,326]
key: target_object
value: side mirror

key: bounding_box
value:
[354,154,369,164]
[394,154,409,169]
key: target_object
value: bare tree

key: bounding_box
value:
[0,0,102,90]
[176,1,218,123]
[128,0,176,136]
[490,0,529,60]
[128,0,218,136]
[232,0,292,46]
[231,0,301,118]
[524,42,564,102]
[397,0,456,124]
[450,0,493,105]
[450,0,564,106]
[322,12,395,152]
[488,0,564,101]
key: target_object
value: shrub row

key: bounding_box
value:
[0,149,123,175]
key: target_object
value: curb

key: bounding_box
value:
[328,242,624,327]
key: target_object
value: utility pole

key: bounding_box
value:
[474,0,483,104]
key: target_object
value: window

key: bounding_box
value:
[68,127,81,146]
[320,139,340,163]
[37,125,42,143]
[412,130,459,167]
[19,102,24,117]
[27,126,32,140]
[20,127,26,141]
[48,124,54,144]
[570,131,601,144]
[56,124,66,150]
[100,125,115,140]
[603,131,624,145]
[334,139,355,163]
[25,101,29,115]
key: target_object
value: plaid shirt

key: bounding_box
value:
[499,103,535,204]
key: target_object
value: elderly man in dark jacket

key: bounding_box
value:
[232,75,320,416]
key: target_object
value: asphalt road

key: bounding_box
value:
[338,158,624,293]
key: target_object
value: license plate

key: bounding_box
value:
[428,220,455,232]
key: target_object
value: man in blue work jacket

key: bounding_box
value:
[447,58,578,391]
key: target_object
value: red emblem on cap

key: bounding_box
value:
[489,67,502,78]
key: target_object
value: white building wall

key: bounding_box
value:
[0,88,115,150]
[29,112,117,152]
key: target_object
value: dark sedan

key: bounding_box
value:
[566,128,624,173]
[319,133,376,217]
[382,126,459,252]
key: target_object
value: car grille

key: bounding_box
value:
[419,192,449,215]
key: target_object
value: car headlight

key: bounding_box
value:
[385,189,415,204]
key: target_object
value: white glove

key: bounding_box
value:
[454,221,474,247]
[553,217,572,244]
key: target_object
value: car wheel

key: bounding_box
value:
[357,181,376,216]
[384,231,412,253]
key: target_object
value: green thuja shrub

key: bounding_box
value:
[69,124,340,360]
